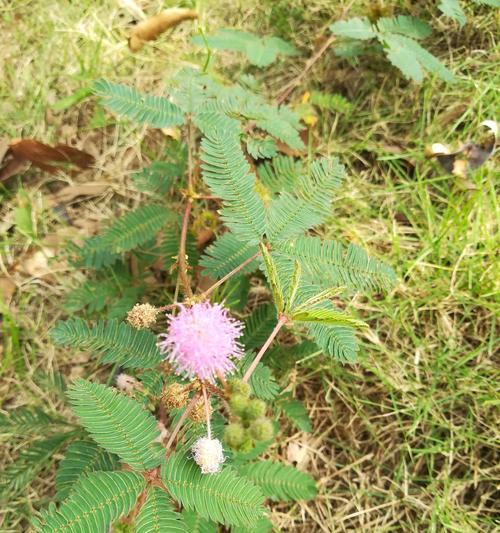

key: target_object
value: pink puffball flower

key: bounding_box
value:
[158,302,244,382]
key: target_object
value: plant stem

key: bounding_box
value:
[164,391,201,452]
[242,315,288,383]
[198,250,261,299]
[202,384,211,439]
[178,199,193,298]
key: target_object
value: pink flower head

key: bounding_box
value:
[158,302,244,382]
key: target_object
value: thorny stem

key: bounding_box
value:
[242,315,288,383]
[164,391,201,452]
[202,384,212,439]
[198,250,262,300]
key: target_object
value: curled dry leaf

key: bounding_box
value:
[428,120,497,177]
[49,181,109,205]
[287,441,311,471]
[129,8,198,52]
[0,139,95,181]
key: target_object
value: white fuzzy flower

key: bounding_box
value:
[192,437,225,474]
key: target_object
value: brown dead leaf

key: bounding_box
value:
[49,181,108,205]
[2,139,95,177]
[0,277,16,304]
[129,8,198,52]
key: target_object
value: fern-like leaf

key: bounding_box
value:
[136,487,186,533]
[55,440,119,501]
[310,91,352,113]
[238,460,316,501]
[161,453,265,527]
[242,303,277,350]
[36,471,145,533]
[257,155,304,195]
[200,232,260,279]
[279,399,312,433]
[93,79,184,128]
[438,0,467,26]
[274,235,396,292]
[101,204,175,253]
[1,433,75,497]
[67,379,163,471]
[50,318,163,369]
[182,511,217,533]
[201,130,267,244]
[246,137,278,159]
[308,323,359,362]
[0,407,66,434]
[376,15,432,39]
[330,17,377,40]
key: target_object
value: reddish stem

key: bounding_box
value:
[164,391,201,452]
[177,199,193,298]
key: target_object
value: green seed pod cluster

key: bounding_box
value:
[224,379,274,451]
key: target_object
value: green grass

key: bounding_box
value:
[1,0,498,531]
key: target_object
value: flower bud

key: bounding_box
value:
[127,303,160,329]
[228,394,249,416]
[192,437,225,474]
[162,382,189,409]
[249,417,273,441]
[228,378,251,398]
[115,373,138,394]
[238,433,255,453]
[243,399,266,421]
[224,422,245,449]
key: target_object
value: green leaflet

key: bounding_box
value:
[93,79,184,128]
[201,130,267,244]
[238,460,317,501]
[182,510,217,533]
[55,440,119,501]
[308,323,359,362]
[330,17,377,40]
[279,398,312,433]
[50,318,163,369]
[292,308,368,329]
[438,0,467,26]
[67,379,163,471]
[35,471,145,533]
[192,29,298,67]
[136,487,186,533]
[259,243,284,313]
[161,453,265,527]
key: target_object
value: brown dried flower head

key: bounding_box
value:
[189,397,212,424]
[126,303,160,329]
[162,382,189,409]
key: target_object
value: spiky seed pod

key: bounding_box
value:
[249,417,274,441]
[228,394,249,417]
[224,422,245,449]
[162,382,189,409]
[238,433,255,453]
[228,378,251,398]
[189,397,211,424]
[127,303,160,329]
[192,437,225,474]
[244,399,267,421]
